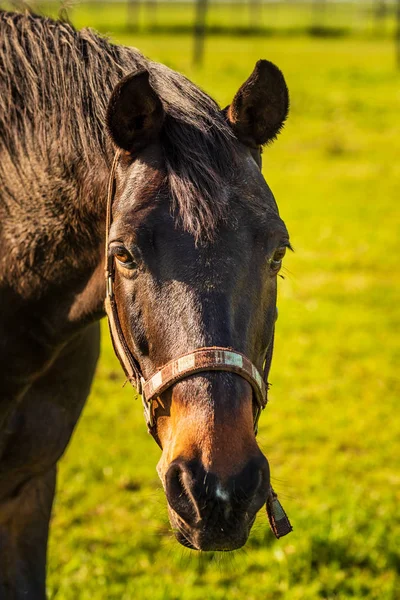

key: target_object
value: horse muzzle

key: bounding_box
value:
[164,455,270,551]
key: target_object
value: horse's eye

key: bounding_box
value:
[269,246,287,271]
[111,246,137,269]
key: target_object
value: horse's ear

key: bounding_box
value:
[106,70,164,153]
[226,60,289,148]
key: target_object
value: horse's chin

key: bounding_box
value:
[168,506,255,552]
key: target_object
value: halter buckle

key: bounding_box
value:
[106,273,113,298]
[142,396,154,428]
[139,377,154,428]
[253,405,263,436]
[137,376,145,396]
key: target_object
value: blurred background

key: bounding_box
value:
[4,1,399,598]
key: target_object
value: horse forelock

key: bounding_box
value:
[0,9,243,243]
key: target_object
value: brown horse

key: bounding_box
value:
[0,10,290,597]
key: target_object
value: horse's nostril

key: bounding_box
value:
[232,455,270,511]
[165,460,198,524]
[165,455,269,528]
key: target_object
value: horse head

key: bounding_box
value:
[105,60,290,551]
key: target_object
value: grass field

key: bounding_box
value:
[43,12,400,600]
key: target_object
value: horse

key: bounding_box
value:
[0,9,291,597]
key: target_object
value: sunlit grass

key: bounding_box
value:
[46,20,400,600]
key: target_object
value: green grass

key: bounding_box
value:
[45,19,400,600]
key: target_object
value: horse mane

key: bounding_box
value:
[0,10,238,240]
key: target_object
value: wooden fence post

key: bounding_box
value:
[312,0,327,29]
[147,0,158,28]
[249,0,262,30]
[193,0,208,66]
[127,0,140,32]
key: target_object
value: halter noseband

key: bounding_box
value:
[104,150,269,443]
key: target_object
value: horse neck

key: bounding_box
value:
[0,47,140,316]
[0,17,143,311]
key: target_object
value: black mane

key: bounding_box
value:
[0,10,238,240]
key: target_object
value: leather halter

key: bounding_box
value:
[104,150,269,445]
